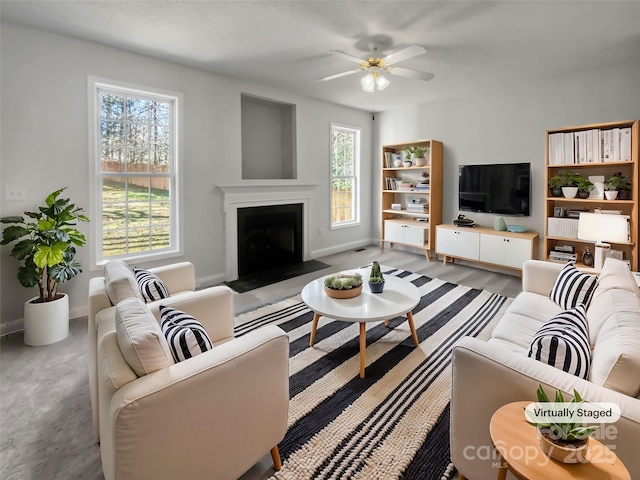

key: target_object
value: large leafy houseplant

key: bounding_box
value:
[1,188,89,303]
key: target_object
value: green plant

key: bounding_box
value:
[560,170,582,187]
[605,172,631,191]
[369,261,385,284]
[575,176,594,193]
[0,188,89,303]
[324,273,363,290]
[525,384,599,442]
[405,146,427,159]
[548,175,564,188]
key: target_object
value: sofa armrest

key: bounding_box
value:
[521,260,563,296]
[149,261,196,294]
[103,325,289,480]
[451,336,640,480]
[148,286,234,343]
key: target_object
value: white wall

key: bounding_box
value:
[377,63,640,259]
[0,24,373,325]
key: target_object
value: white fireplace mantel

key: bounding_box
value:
[218,183,318,280]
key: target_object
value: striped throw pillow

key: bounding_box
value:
[549,262,598,310]
[528,304,591,379]
[159,305,213,362]
[133,267,170,302]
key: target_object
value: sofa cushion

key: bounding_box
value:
[528,304,591,379]
[549,262,598,310]
[115,297,174,377]
[133,267,170,302]
[159,305,213,362]
[589,289,640,396]
[592,257,639,301]
[104,260,144,305]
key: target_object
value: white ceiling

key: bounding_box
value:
[2,1,639,112]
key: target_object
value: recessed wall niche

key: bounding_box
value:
[241,94,297,179]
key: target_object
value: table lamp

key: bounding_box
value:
[577,212,629,271]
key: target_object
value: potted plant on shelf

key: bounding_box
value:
[324,272,363,299]
[605,172,631,200]
[368,261,385,293]
[548,175,564,197]
[405,146,428,167]
[560,170,581,199]
[575,176,594,199]
[525,384,599,464]
[0,188,89,346]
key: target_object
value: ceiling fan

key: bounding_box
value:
[318,44,434,92]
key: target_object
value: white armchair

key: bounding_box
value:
[97,286,289,480]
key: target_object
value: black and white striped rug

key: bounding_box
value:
[235,268,514,480]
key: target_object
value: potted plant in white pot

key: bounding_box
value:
[405,146,428,167]
[1,188,88,346]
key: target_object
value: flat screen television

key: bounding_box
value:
[459,162,531,216]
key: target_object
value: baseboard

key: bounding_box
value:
[1,305,88,337]
[311,238,376,258]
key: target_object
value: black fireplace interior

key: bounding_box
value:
[237,203,303,278]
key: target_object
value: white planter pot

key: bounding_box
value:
[414,157,427,167]
[24,293,69,346]
[561,187,578,199]
[605,190,619,200]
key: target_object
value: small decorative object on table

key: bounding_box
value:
[582,247,594,267]
[368,261,385,293]
[493,216,507,231]
[324,273,363,299]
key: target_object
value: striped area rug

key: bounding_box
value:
[235,268,513,480]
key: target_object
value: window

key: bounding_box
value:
[330,123,360,227]
[90,79,181,265]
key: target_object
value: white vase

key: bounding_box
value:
[24,293,69,346]
[393,159,403,168]
[414,157,427,167]
[605,190,619,200]
[561,187,578,199]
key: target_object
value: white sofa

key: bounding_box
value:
[88,260,197,440]
[451,258,640,480]
[97,286,289,480]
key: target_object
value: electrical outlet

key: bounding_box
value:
[319,228,325,236]
[6,186,26,201]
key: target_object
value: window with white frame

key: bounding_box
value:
[330,123,360,227]
[91,81,180,264]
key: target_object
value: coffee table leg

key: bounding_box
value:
[496,454,508,480]
[309,312,320,347]
[359,322,366,378]
[407,311,419,346]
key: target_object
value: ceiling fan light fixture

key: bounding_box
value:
[361,73,375,92]
[375,74,390,91]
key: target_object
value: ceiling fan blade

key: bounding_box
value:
[317,69,361,82]
[330,50,367,65]
[388,66,434,82]
[381,45,426,66]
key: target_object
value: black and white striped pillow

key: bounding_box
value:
[159,305,213,362]
[133,267,169,302]
[528,304,591,379]
[549,262,598,310]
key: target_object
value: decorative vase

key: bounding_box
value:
[550,187,563,197]
[605,190,619,200]
[577,191,590,199]
[618,190,630,200]
[324,285,362,299]
[403,160,413,168]
[368,281,385,294]
[393,159,403,168]
[23,293,69,346]
[561,187,578,199]
[493,217,507,231]
[582,247,594,267]
[414,157,427,167]
[537,428,589,464]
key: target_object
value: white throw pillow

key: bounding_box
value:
[159,305,213,362]
[549,262,598,310]
[115,297,174,377]
[592,257,640,301]
[133,267,170,302]
[104,260,144,305]
[528,304,591,379]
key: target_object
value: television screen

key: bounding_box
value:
[459,163,531,216]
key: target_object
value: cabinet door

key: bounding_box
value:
[479,235,505,265]
[436,227,457,256]
[456,230,480,260]
[404,224,427,247]
[384,221,405,243]
[504,237,532,269]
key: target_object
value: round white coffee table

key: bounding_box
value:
[301,268,421,378]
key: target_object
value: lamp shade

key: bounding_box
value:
[361,73,375,92]
[577,212,628,243]
[375,75,390,91]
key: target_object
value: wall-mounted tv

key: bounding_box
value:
[459,162,531,216]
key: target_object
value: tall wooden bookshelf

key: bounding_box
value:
[381,139,443,260]
[544,120,639,270]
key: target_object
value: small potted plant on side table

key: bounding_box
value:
[324,272,363,299]
[368,261,385,293]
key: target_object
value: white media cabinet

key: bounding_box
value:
[435,224,539,272]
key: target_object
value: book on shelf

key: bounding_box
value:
[547,217,579,239]
[384,152,392,168]
[620,127,632,161]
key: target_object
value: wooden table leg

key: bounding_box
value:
[384,319,389,327]
[359,322,366,378]
[496,453,508,480]
[309,312,320,347]
[406,311,419,346]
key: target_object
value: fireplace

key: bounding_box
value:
[237,203,303,278]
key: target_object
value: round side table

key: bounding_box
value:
[489,401,630,480]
